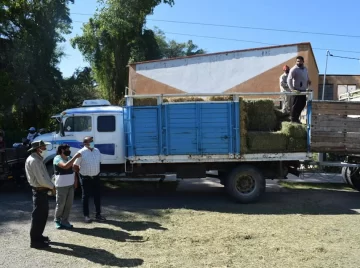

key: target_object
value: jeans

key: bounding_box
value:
[79,175,101,217]
[291,95,307,122]
[30,189,49,242]
[54,185,74,224]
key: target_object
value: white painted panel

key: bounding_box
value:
[136,46,298,93]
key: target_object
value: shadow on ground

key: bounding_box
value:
[1,180,360,228]
[69,227,144,242]
[100,180,360,216]
[48,241,143,267]
[105,220,168,231]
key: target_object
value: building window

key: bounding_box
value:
[97,116,116,132]
[337,84,357,99]
[64,116,92,132]
[318,84,334,100]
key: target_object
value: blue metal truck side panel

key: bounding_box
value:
[125,102,239,157]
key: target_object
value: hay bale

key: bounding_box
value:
[280,122,307,139]
[165,97,204,102]
[239,98,248,153]
[246,99,275,114]
[287,137,307,152]
[247,131,288,153]
[208,96,234,101]
[245,99,277,131]
[133,98,159,106]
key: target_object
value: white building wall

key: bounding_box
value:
[135,45,298,93]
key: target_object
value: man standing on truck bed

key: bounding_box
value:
[279,65,291,114]
[74,136,106,223]
[287,56,311,123]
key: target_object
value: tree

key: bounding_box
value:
[71,0,175,103]
[154,27,206,59]
[0,0,74,130]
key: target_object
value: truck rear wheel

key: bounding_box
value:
[341,167,352,186]
[346,167,360,191]
[225,165,265,203]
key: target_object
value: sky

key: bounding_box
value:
[59,0,360,78]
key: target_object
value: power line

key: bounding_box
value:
[70,12,360,39]
[162,31,360,55]
[71,20,360,55]
[330,55,360,61]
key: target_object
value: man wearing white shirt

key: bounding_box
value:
[74,136,106,223]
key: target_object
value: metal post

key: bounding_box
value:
[321,50,330,101]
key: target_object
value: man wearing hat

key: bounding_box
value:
[279,65,292,114]
[25,140,80,249]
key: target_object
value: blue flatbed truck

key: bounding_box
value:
[35,92,360,203]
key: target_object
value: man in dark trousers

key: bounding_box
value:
[74,136,106,223]
[287,56,311,123]
[25,140,55,249]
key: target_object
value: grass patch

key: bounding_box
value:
[278,181,353,191]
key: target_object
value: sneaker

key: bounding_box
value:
[62,222,74,229]
[55,220,62,229]
[84,216,92,223]
[95,214,106,222]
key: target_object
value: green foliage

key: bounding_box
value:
[154,27,206,58]
[0,0,75,131]
[0,0,204,143]
[72,0,175,103]
[72,1,205,103]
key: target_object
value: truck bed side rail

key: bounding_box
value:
[310,100,360,153]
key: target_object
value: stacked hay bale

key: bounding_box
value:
[166,97,204,102]
[132,97,204,106]
[133,98,159,106]
[246,99,277,131]
[245,99,307,153]
[280,122,307,152]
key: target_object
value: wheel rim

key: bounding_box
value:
[235,174,256,194]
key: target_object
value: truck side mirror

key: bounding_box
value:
[59,122,65,137]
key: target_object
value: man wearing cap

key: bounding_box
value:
[74,136,106,223]
[25,140,79,249]
[279,65,291,114]
[27,127,39,143]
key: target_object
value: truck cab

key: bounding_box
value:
[34,99,126,172]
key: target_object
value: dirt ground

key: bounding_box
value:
[1,178,360,268]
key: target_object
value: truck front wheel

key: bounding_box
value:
[225,165,265,203]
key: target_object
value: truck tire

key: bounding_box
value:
[346,167,360,191]
[341,167,352,186]
[225,164,265,204]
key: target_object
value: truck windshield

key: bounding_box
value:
[64,116,92,132]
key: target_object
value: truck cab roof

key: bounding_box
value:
[62,105,123,116]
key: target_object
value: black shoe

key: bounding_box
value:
[30,242,50,249]
[95,214,106,222]
[41,236,50,243]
